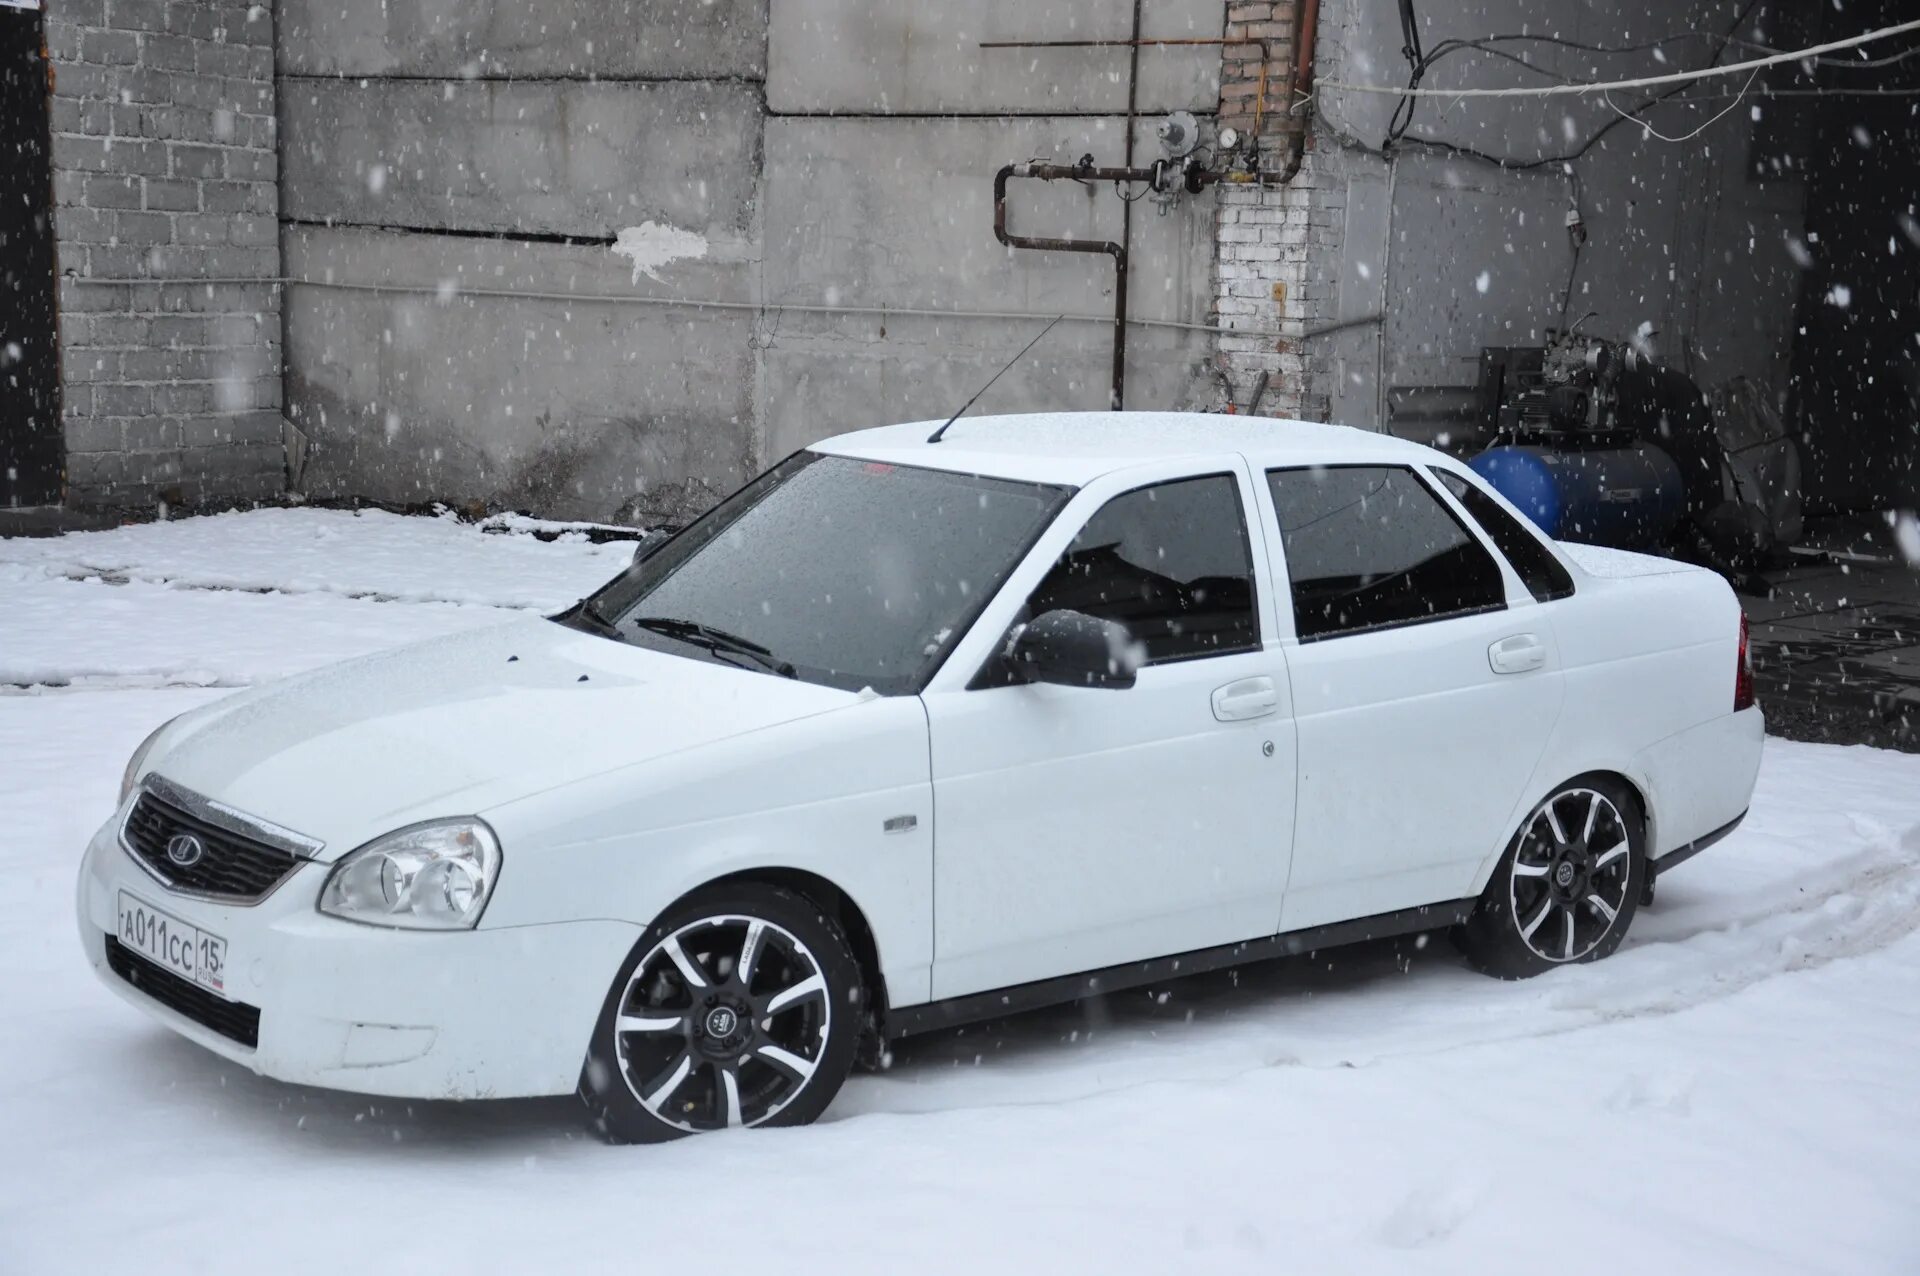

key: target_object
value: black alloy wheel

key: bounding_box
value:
[580,885,863,1141]
[1457,775,1647,979]
[1508,786,1635,963]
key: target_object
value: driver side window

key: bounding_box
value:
[1022,473,1260,665]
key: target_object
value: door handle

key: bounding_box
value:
[1211,676,1279,721]
[1488,633,1547,675]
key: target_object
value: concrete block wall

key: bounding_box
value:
[276,0,1231,523]
[276,0,766,523]
[757,1,1226,463]
[29,0,1814,517]
[46,0,284,506]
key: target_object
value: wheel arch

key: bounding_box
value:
[1472,767,1655,895]
[692,866,892,1030]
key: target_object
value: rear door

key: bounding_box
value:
[1256,463,1565,931]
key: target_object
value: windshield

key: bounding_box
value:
[574,451,1072,693]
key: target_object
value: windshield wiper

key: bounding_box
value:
[629,616,798,679]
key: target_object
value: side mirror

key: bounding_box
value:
[1006,609,1143,690]
[631,528,673,565]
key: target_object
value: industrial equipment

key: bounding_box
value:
[1469,330,1800,572]
[1471,332,1687,550]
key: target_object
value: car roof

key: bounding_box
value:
[812,411,1448,486]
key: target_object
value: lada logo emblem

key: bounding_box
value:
[165,833,206,868]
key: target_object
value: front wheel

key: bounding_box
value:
[1456,776,1647,979]
[579,884,864,1142]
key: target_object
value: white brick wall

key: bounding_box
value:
[1209,0,1341,421]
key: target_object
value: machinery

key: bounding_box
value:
[1470,330,1803,575]
[1471,332,1687,550]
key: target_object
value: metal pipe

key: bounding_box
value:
[980,37,1274,140]
[1277,0,1321,183]
[994,161,1166,411]
[979,29,1323,184]
[71,272,1308,338]
[1118,0,1144,410]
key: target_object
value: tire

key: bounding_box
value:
[1456,775,1647,980]
[578,883,864,1143]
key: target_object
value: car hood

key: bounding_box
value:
[145,616,857,861]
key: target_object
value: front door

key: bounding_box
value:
[2,0,61,507]
[922,462,1297,1000]
[1257,463,1565,931]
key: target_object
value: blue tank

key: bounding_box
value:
[1469,444,1685,549]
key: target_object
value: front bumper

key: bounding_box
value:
[76,806,641,1100]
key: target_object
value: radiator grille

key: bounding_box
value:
[123,791,302,902]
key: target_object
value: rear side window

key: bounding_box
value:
[1023,473,1259,664]
[1433,469,1575,602]
[1267,465,1507,641]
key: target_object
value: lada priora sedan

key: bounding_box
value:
[79,413,1762,1141]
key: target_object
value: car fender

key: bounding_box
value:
[476,694,935,1008]
[1463,562,1745,896]
[1466,756,1662,898]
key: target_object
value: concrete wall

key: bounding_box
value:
[276,1,766,521]
[1299,0,1806,438]
[759,112,1220,457]
[276,0,1231,523]
[280,79,761,239]
[41,0,1821,517]
[277,0,764,79]
[766,1,1220,115]
[46,0,285,506]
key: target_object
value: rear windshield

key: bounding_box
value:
[579,451,1071,694]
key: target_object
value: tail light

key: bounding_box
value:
[1734,612,1756,712]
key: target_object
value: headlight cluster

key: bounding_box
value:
[120,717,179,803]
[319,820,502,931]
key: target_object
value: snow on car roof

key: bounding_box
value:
[813,411,1441,486]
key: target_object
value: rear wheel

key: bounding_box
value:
[1457,776,1646,979]
[579,884,863,1142]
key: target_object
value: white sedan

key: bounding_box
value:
[77,413,1763,1140]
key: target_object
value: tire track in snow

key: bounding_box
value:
[833,817,1920,1122]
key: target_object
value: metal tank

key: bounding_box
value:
[1469,444,1686,549]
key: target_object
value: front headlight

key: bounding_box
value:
[120,716,180,803]
[318,819,502,931]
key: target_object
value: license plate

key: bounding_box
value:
[116,891,229,997]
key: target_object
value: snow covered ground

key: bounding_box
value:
[3,509,1918,1275]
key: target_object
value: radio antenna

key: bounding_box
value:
[927,314,1065,443]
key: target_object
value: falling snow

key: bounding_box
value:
[1,513,1918,1274]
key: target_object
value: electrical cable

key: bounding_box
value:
[1419,29,1920,71]
[1559,233,1584,329]
[1605,67,1761,143]
[1379,0,1771,149]
[1322,17,1920,98]
[1724,33,1920,68]
[1385,0,1428,151]
[1382,0,1769,170]
[1558,167,1586,329]
[1374,30,1919,140]
[1683,84,1920,98]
